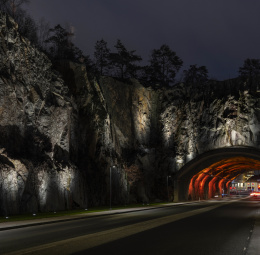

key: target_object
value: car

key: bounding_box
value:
[250,192,260,198]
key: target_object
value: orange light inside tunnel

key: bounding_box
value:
[188,175,197,199]
[188,171,212,200]
[194,173,205,199]
[200,174,211,197]
[218,179,225,193]
[226,181,231,190]
[208,177,218,198]
[188,156,260,200]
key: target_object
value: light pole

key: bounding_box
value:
[167,176,171,202]
[110,165,116,210]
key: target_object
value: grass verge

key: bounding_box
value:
[0,202,172,223]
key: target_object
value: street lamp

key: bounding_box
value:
[167,176,171,202]
[110,165,116,210]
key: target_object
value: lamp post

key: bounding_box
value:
[167,176,171,202]
[110,165,116,210]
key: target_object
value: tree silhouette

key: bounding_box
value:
[17,11,38,45]
[45,24,70,59]
[239,58,260,91]
[94,39,110,76]
[45,24,83,62]
[239,59,260,78]
[183,64,208,85]
[0,0,38,45]
[109,39,142,79]
[37,18,50,50]
[0,0,30,18]
[147,44,183,86]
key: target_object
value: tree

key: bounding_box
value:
[109,39,142,79]
[239,58,260,79]
[147,44,183,86]
[239,58,260,91]
[45,24,69,59]
[0,0,39,45]
[45,24,84,62]
[94,39,110,76]
[183,64,208,85]
[17,11,38,45]
[82,54,96,78]
[37,17,50,50]
[0,0,30,18]
[0,0,9,12]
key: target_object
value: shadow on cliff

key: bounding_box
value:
[0,125,52,162]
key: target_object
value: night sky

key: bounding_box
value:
[26,0,260,81]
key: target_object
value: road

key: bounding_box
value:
[1,197,260,255]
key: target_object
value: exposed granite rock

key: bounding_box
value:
[90,78,260,202]
[1,11,260,215]
[160,81,260,171]
[0,12,87,215]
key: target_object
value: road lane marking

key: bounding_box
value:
[246,208,260,255]
[4,202,233,255]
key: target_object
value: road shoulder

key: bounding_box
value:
[247,208,260,255]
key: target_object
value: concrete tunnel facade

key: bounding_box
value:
[173,146,260,202]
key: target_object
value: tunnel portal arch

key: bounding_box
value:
[173,146,260,202]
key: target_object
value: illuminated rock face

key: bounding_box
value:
[0,13,87,215]
[160,82,260,170]
[98,77,162,149]
[96,80,260,202]
[1,12,260,214]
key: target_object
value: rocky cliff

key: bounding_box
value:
[1,12,260,215]
[161,81,260,170]
[0,12,88,215]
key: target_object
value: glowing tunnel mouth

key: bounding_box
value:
[188,157,260,200]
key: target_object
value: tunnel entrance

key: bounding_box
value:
[174,147,260,202]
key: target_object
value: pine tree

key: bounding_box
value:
[147,44,183,86]
[109,39,142,79]
[183,64,208,85]
[94,39,110,76]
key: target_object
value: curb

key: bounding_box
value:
[0,201,206,231]
[0,197,244,232]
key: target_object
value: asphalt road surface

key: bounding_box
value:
[1,198,259,255]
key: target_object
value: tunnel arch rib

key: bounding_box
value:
[174,146,260,202]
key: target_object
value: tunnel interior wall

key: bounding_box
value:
[174,147,260,202]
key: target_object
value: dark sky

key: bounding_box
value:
[26,0,260,81]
